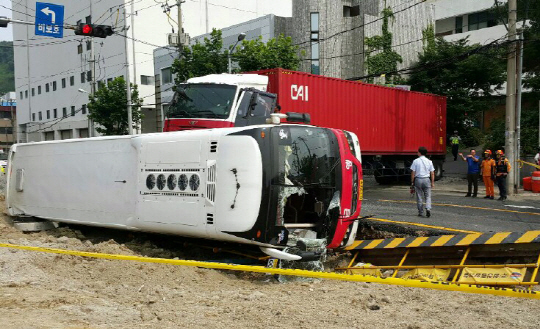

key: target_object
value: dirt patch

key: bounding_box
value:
[0,204,539,328]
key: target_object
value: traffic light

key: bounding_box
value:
[0,16,9,28]
[74,23,113,38]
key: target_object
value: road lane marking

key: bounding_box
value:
[378,200,540,216]
[368,217,481,234]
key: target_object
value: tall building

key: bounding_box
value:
[292,0,433,80]
[12,0,292,142]
[0,92,16,152]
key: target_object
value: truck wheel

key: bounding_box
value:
[434,161,443,181]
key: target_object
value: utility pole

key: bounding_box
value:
[505,0,517,195]
[123,8,133,135]
[515,30,524,192]
[177,0,183,53]
[89,0,96,137]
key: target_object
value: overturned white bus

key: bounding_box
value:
[6,123,362,260]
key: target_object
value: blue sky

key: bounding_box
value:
[0,1,13,41]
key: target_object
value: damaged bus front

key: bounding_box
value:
[232,125,363,259]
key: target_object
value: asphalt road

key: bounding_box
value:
[362,168,540,234]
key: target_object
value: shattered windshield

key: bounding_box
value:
[274,127,338,187]
[166,84,237,119]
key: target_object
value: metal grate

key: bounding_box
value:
[206,213,214,224]
[142,192,199,197]
[206,162,217,203]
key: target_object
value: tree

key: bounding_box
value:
[233,34,302,72]
[364,6,403,84]
[407,30,507,145]
[87,77,143,135]
[0,41,14,95]
[171,29,229,84]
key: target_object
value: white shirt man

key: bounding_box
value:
[410,147,435,218]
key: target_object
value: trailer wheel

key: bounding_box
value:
[433,161,443,181]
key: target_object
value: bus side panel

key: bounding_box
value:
[7,138,138,226]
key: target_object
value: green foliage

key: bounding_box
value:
[87,77,143,135]
[407,34,507,141]
[172,29,229,84]
[485,107,539,156]
[0,41,15,95]
[233,34,302,72]
[364,6,403,83]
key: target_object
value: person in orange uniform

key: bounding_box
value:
[494,150,511,201]
[480,150,495,199]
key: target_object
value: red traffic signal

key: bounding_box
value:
[74,23,113,38]
[82,24,92,35]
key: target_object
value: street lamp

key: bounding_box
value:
[78,88,94,137]
[228,32,246,74]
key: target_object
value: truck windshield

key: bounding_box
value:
[167,84,237,119]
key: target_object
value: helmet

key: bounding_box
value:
[484,150,492,155]
[496,150,504,155]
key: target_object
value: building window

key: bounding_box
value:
[81,72,86,83]
[31,88,35,96]
[62,107,67,117]
[343,5,360,17]
[70,76,75,86]
[455,16,463,33]
[25,90,28,98]
[53,108,57,118]
[141,75,155,85]
[86,40,92,51]
[62,78,66,88]
[82,104,87,115]
[71,106,76,116]
[77,44,83,54]
[468,11,497,31]
[161,67,172,84]
[310,12,320,75]
[46,83,50,92]
[38,85,42,94]
[38,111,42,121]
[32,113,35,121]
[87,70,92,82]
[19,92,22,99]
[52,81,57,91]
[46,110,50,119]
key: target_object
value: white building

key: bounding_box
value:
[432,0,510,44]
[12,0,292,142]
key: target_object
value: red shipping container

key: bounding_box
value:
[252,68,447,156]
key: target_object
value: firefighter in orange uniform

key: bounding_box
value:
[494,150,511,201]
[480,150,495,199]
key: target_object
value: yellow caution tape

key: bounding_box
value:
[0,242,538,299]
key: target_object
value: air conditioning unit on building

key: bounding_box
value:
[168,33,190,47]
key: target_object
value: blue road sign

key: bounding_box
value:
[35,2,64,38]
